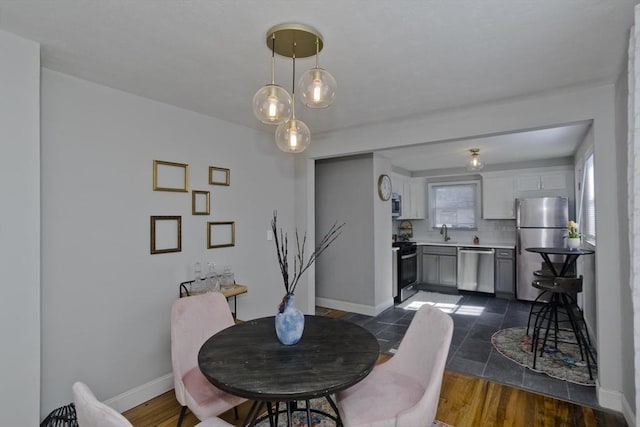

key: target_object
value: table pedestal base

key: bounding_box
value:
[244,396,343,427]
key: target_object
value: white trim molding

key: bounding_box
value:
[104,373,174,413]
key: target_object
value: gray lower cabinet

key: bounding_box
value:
[495,248,515,299]
[421,246,457,288]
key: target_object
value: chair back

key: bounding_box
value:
[390,304,453,425]
[171,292,235,403]
[72,382,133,427]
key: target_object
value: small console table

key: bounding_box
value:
[179,281,247,318]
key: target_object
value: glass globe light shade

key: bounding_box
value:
[275,118,311,153]
[466,154,484,171]
[252,84,292,124]
[298,68,336,108]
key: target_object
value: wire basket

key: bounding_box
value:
[40,403,78,427]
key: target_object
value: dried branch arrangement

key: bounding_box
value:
[271,211,345,312]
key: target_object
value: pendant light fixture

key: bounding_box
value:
[276,51,311,153]
[466,148,484,171]
[253,23,336,153]
[252,34,292,124]
[298,37,336,108]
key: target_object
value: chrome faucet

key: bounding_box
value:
[440,224,451,242]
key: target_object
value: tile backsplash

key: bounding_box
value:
[394,218,516,245]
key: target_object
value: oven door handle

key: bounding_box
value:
[400,252,417,260]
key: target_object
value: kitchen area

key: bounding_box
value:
[314,123,595,325]
[390,168,577,305]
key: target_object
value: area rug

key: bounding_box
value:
[491,326,597,386]
[254,398,452,426]
[397,291,462,314]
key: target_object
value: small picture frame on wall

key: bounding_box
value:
[150,216,182,254]
[153,160,189,192]
[192,190,210,215]
[207,221,235,248]
[209,166,230,186]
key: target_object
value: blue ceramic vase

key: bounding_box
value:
[275,293,305,345]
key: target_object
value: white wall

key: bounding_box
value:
[303,84,628,413]
[372,154,394,311]
[40,69,296,416]
[614,52,636,420]
[0,29,40,426]
[573,126,597,342]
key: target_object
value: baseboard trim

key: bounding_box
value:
[104,373,174,413]
[597,381,624,413]
[315,297,379,316]
[621,391,636,427]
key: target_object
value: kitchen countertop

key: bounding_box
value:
[411,241,515,249]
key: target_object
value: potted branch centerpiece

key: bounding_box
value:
[271,211,344,345]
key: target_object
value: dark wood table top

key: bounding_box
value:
[525,247,595,256]
[198,315,380,401]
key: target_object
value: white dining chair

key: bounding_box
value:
[171,292,246,426]
[72,381,233,426]
[336,304,453,426]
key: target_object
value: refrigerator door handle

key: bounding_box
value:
[517,231,521,255]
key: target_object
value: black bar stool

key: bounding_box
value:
[525,263,575,335]
[530,276,596,380]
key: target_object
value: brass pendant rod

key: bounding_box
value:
[291,45,297,119]
[270,34,276,85]
[315,37,319,68]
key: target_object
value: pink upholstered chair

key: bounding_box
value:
[336,304,453,426]
[72,381,232,427]
[72,382,134,427]
[171,292,246,427]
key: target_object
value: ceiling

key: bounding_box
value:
[379,121,592,173]
[0,1,635,169]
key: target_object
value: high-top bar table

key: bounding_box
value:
[525,247,595,277]
[198,315,379,426]
[525,246,596,379]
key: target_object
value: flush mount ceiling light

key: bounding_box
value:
[466,148,484,171]
[252,23,336,153]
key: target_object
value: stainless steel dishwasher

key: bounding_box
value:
[457,247,495,293]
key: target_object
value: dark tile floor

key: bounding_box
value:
[338,292,600,409]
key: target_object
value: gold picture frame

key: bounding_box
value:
[153,160,189,192]
[209,166,230,186]
[150,216,182,254]
[192,190,210,215]
[207,221,235,248]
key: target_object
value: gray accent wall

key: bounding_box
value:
[316,154,375,307]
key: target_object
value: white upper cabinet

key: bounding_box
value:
[405,179,426,219]
[482,174,516,219]
[392,173,425,219]
[517,171,568,192]
[481,167,573,220]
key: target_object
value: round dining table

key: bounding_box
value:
[198,315,380,426]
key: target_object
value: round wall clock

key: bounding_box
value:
[378,174,392,201]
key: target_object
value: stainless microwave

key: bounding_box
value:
[391,193,401,217]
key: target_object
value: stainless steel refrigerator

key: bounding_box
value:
[516,197,569,301]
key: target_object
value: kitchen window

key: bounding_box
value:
[579,153,596,244]
[428,181,479,229]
